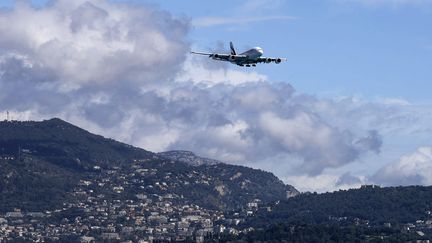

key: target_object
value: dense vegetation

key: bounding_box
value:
[3,119,432,241]
[0,157,77,211]
[0,118,295,212]
[204,186,432,241]
[207,224,426,242]
[0,118,152,170]
[245,186,432,228]
[0,118,153,211]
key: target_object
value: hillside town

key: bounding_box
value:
[0,159,263,242]
[1,120,432,241]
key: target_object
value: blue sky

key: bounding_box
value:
[129,0,432,101]
[1,0,432,192]
[3,0,432,101]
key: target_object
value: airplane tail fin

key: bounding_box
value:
[230,41,236,55]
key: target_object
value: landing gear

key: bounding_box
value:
[238,64,256,67]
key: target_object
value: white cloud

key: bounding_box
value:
[283,173,365,193]
[373,147,432,186]
[0,0,189,88]
[165,84,384,176]
[378,97,411,106]
[191,0,295,28]
[340,0,432,7]
[177,57,268,86]
[284,174,340,193]
[258,111,357,174]
[192,16,296,28]
[240,0,286,13]
[336,172,364,186]
[2,0,431,193]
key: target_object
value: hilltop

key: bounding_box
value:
[209,185,432,241]
[0,118,298,212]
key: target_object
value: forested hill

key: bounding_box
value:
[0,118,298,212]
[0,118,152,169]
[246,185,432,228]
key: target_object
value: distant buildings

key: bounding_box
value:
[0,160,261,242]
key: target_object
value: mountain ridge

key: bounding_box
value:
[158,150,220,166]
[0,118,298,212]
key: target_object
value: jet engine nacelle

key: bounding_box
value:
[214,54,219,58]
[229,55,236,60]
[275,58,282,64]
[265,58,272,63]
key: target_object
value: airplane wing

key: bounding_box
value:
[191,51,235,61]
[190,51,213,56]
[257,57,287,64]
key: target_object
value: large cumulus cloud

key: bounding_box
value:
[372,147,432,186]
[0,0,383,183]
[0,0,189,88]
[165,83,381,174]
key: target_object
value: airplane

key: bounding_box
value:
[191,42,286,67]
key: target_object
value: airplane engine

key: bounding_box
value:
[214,54,219,58]
[275,58,282,64]
[265,58,272,63]
[230,55,236,60]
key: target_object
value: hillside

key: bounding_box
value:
[205,185,432,241]
[0,118,152,170]
[158,150,220,166]
[0,118,298,212]
[243,185,432,228]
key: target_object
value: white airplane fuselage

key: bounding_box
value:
[217,47,264,66]
[226,47,264,63]
[191,42,284,67]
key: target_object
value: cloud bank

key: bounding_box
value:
[2,0,429,191]
[373,147,432,186]
[192,16,296,28]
